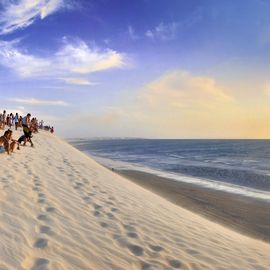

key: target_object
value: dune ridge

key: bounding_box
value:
[0,131,269,270]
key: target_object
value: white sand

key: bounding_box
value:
[0,130,269,270]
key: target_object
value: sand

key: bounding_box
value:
[0,130,270,270]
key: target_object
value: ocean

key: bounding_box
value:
[70,139,270,202]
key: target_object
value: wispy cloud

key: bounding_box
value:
[61,77,98,86]
[9,97,69,106]
[57,40,126,74]
[0,0,68,35]
[0,39,127,78]
[0,39,51,77]
[128,25,139,40]
[145,22,179,41]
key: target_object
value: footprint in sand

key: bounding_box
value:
[94,210,101,216]
[39,225,52,235]
[126,232,138,239]
[123,224,137,232]
[57,166,65,173]
[75,182,84,187]
[82,196,91,203]
[100,221,109,228]
[45,206,56,213]
[106,213,115,219]
[38,193,46,199]
[34,182,42,187]
[37,214,48,221]
[83,178,90,184]
[93,203,102,211]
[127,244,144,256]
[31,258,49,270]
[74,185,82,190]
[38,198,46,204]
[105,200,115,206]
[140,261,153,270]
[167,259,182,269]
[34,238,48,249]
[149,245,163,252]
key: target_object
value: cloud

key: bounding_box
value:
[145,22,179,41]
[128,25,139,40]
[0,39,51,77]
[0,39,127,78]
[141,70,233,108]
[61,77,98,86]
[89,70,239,138]
[9,98,69,106]
[0,0,67,35]
[58,41,126,74]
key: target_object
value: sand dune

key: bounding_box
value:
[0,131,269,270]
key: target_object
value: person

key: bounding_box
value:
[40,120,44,129]
[22,113,34,147]
[6,114,10,128]
[14,113,19,130]
[10,113,14,128]
[18,115,22,127]
[6,130,20,152]
[0,130,10,154]
[50,126,54,134]
[2,110,6,129]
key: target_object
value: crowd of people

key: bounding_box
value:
[0,110,54,154]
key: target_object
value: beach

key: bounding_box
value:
[0,131,270,270]
[117,170,270,243]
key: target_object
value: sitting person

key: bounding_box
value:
[0,130,20,154]
[0,130,11,154]
[6,130,20,152]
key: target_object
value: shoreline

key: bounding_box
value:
[116,169,270,243]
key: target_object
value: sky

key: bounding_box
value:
[0,0,270,138]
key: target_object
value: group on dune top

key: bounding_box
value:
[0,110,54,155]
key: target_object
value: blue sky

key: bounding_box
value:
[1,0,270,138]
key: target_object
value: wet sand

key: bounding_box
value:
[117,170,270,243]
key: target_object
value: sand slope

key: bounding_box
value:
[0,131,269,270]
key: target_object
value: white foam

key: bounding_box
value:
[90,155,270,202]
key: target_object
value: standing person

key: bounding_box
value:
[22,113,34,147]
[50,126,54,134]
[14,113,19,130]
[2,110,6,129]
[40,120,44,129]
[10,113,14,128]
[6,114,10,128]
[18,115,22,127]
